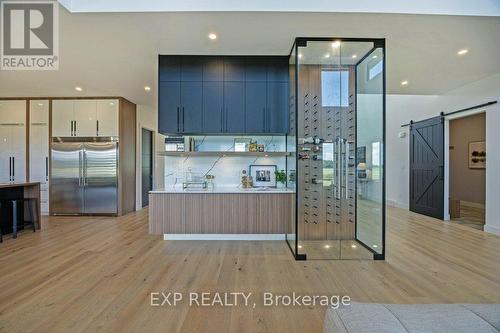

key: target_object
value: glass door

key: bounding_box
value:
[288,38,385,260]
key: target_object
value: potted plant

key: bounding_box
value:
[275,169,287,188]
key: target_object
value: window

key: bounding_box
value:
[321,71,349,107]
[368,60,383,80]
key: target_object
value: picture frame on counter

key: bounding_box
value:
[234,138,252,152]
[249,165,277,188]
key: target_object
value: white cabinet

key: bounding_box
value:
[30,100,50,214]
[52,99,119,137]
[52,100,74,137]
[0,100,26,184]
[0,125,26,183]
[74,100,97,137]
[0,100,26,123]
[96,99,119,137]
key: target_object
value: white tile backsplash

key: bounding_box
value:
[164,135,288,188]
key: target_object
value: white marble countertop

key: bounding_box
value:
[150,187,295,194]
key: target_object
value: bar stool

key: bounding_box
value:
[0,198,38,240]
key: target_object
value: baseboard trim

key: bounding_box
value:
[386,199,409,209]
[484,225,500,236]
[163,234,286,241]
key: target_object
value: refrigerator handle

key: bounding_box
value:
[78,151,82,186]
[84,150,88,186]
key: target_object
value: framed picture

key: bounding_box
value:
[469,141,486,169]
[249,165,277,188]
[234,138,252,152]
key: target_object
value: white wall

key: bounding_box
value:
[385,94,439,208]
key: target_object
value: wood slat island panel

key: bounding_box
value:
[149,192,293,235]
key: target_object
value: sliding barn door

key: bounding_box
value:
[409,116,444,219]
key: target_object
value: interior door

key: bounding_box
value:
[409,116,444,219]
[83,142,117,214]
[142,129,153,207]
[51,142,84,214]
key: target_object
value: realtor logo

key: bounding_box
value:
[1,0,59,70]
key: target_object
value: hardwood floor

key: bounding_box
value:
[1,207,500,332]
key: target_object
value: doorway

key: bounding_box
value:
[141,128,153,207]
[448,113,486,230]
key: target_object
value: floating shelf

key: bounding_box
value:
[158,151,291,157]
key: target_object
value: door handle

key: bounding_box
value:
[345,140,349,199]
[45,156,49,182]
[220,107,224,132]
[182,107,185,132]
[177,107,180,132]
[78,151,82,186]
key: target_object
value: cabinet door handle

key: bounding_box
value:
[220,107,223,132]
[96,120,99,136]
[45,157,49,181]
[177,107,181,132]
[9,157,12,181]
[182,107,185,132]
[12,157,15,181]
[74,121,77,136]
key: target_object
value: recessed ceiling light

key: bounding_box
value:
[298,245,303,249]
[457,49,468,55]
[324,245,331,249]
[298,53,303,59]
[144,86,151,92]
[372,55,378,59]
[75,86,83,92]
[208,33,217,40]
[352,54,357,59]
[351,244,357,249]
[331,41,341,48]
[401,80,409,86]
[109,102,115,106]
[37,103,43,106]
[373,244,378,248]
[324,53,330,58]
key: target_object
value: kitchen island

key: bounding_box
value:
[149,187,294,240]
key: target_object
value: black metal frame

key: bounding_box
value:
[285,37,386,261]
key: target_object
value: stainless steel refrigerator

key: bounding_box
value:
[51,138,118,215]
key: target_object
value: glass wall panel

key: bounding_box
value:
[291,39,381,260]
[355,47,385,256]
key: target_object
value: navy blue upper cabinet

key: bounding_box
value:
[245,57,267,81]
[224,82,245,133]
[181,57,203,81]
[203,57,224,81]
[267,81,289,133]
[180,82,203,133]
[159,56,181,81]
[223,57,245,81]
[159,81,181,133]
[245,82,267,133]
[202,82,223,133]
[267,57,289,81]
[158,55,289,135]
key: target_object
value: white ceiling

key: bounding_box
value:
[59,0,500,17]
[1,6,499,107]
